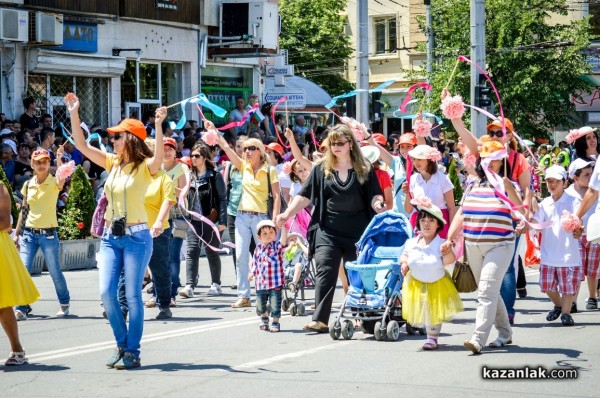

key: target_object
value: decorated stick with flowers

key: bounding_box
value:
[444,57,461,90]
[340,116,370,142]
[561,210,582,234]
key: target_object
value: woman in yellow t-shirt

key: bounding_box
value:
[65,93,165,370]
[13,148,70,321]
[0,181,40,366]
[217,126,280,309]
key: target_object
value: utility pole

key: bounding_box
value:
[425,0,433,98]
[470,0,486,137]
[356,0,369,124]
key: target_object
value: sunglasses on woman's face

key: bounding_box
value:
[488,130,504,138]
[191,154,202,159]
[111,133,122,141]
[330,140,349,147]
[244,146,258,152]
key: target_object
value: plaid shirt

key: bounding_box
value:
[250,241,285,291]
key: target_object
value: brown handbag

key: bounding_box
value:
[208,208,218,222]
[452,247,478,293]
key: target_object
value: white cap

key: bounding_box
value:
[0,128,13,137]
[568,158,595,179]
[545,165,567,181]
[3,139,17,155]
[360,145,380,164]
[256,219,276,233]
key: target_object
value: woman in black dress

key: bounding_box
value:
[277,124,386,332]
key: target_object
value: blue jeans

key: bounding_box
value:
[168,222,184,299]
[98,228,153,357]
[234,212,268,298]
[500,234,521,318]
[17,230,70,313]
[148,228,171,309]
[256,288,283,318]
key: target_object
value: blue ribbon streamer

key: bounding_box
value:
[325,79,398,109]
[175,94,227,130]
[391,111,444,126]
[60,122,75,145]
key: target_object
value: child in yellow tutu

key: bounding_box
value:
[400,198,463,350]
[0,181,40,365]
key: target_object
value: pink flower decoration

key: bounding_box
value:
[202,130,220,146]
[413,118,432,137]
[282,161,293,175]
[565,129,582,145]
[463,150,477,169]
[424,146,442,162]
[56,161,76,179]
[340,116,369,141]
[560,210,581,233]
[440,95,465,120]
[410,196,432,209]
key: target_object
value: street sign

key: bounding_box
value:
[265,65,294,77]
[264,89,306,109]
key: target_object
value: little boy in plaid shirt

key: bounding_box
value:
[249,220,285,332]
[531,166,583,327]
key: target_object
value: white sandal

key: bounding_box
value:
[489,336,512,348]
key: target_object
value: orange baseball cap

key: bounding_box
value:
[266,142,284,157]
[107,118,147,141]
[399,133,417,146]
[31,148,51,161]
[164,137,177,149]
[479,140,506,158]
[486,117,514,133]
[372,133,387,147]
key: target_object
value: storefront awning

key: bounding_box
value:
[265,76,332,108]
[28,49,126,78]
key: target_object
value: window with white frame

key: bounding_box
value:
[373,16,398,55]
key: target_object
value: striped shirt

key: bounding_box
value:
[250,241,285,290]
[461,181,515,244]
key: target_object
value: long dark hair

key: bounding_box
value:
[117,133,153,174]
[574,132,600,161]
[475,156,511,183]
[191,142,215,172]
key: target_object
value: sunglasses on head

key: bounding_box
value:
[191,154,203,159]
[330,140,348,147]
[488,130,504,138]
[244,146,258,152]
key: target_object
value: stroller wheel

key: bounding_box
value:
[374,321,384,341]
[282,299,290,312]
[386,320,401,341]
[329,321,341,340]
[406,323,415,335]
[341,320,354,340]
[289,303,297,316]
[296,303,306,316]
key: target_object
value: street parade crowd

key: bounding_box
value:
[1,86,600,368]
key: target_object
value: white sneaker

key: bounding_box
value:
[179,285,194,298]
[207,283,222,296]
[14,310,27,321]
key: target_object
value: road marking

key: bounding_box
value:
[234,341,351,369]
[27,315,260,362]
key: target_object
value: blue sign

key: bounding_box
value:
[55,22,98,53]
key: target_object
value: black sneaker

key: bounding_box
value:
[114,352,141,369]
[517,288,527,298]
[586,297,598,310]
[560,313,575,326]
[155,308,172,320]
[25,305,33,315]
[571,302,578,314]
[546,306,561,321]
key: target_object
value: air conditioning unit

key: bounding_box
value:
[34,12,63,45]
[0,8,28,42]
[220,1,278,50]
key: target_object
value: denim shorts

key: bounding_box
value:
[256,287,283,318]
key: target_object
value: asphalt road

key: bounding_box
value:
[1,255,598,398]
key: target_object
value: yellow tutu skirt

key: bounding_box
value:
[402,271,463,326]
[0,230,40,308]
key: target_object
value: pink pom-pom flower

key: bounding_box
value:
[202,130,220,146]
[410,196,432,209]
[565,129,582,145]
[560,210,582,233]
[56,161,76,179]
[282,161,293,175]
[463,150,477,169]
[413,118,432,137]
[340,116,369,141]
[424,146,442,162]
[440,95,465,120]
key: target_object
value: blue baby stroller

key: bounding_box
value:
[329,211,415,341]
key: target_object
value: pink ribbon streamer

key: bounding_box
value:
[270,96,291,149]
[177,169,235,253]
[217,103,259,131]
[399,82,432,112]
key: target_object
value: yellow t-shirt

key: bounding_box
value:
[145,170,176,230]
[21,176,60,228]
[238,160,279,214]
[104,154,155,224]
[164,162,187,183]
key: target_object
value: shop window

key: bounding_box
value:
[138,63,159,101]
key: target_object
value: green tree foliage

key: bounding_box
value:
[419,0,594,138]
[59,165,95,240]
[0,166,19,227]
[447,158,463,205]
[279,0,354,95]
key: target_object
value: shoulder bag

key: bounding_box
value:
[18,181,30,236]
[266,166,288,219]
[451,247,478,293]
